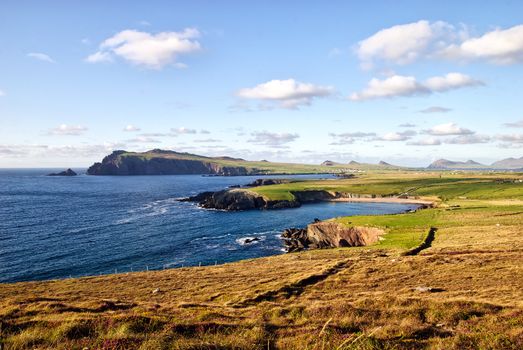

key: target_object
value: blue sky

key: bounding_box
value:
[1,0,523,167]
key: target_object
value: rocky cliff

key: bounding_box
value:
[87,150,256,176]
[282,221,385,252]
[180,189,300,211]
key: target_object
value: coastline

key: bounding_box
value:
[327,196,435,206]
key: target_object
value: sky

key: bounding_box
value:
[1,0,523,167]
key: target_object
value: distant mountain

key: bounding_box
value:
[428,157,523,170]
[346,160,404,170]
[491,156,523,169]
[427,159,486,169]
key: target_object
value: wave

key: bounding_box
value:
[115,198,180,224]
[193,233,232,242]
[236,235,265,245]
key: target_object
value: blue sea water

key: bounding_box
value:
[0,170,418,283]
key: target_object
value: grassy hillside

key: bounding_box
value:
[1,170,523,349]
[117,149,406,174]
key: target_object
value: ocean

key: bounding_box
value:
[0,170,418,283]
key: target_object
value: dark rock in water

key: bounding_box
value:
[244,178,290,187]
[243,237,260,244]
[228,184,241,188]
[47,168,77,176]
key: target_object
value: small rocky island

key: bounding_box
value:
[47,168,77,176]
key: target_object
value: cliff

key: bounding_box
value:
[87,150,255,176]
[282,221,385,252]
[180,189,300,210]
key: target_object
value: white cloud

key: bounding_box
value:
[194,138,221,143]
[407,137,442,146]
[85,51,112,63]
[86,28,201,69]
[171,127,197,135]
[123,125,141,132]
[330,132,376,138]
[424,73,483,92]
[350,73,482,101]
[350,75,429,101]
[358,21,523,66]
[237,79,333,109]
[138,132,169,137]
[424,122,474,136]
[376,130,416,141]
[419,106,452,114]
[445,134,490,144]
[356,20,455,67]
[329,131,376,145]
[399,123,416,128]
[27,52,55,63]
[442,24,523,64]
[504,120,523,128]
[48,124,88,136]
[497,134,523,143]
[126,136,161,143]
[248,131,299,147]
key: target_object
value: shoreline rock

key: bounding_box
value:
[282,221,386,252]
[179,189,300,211]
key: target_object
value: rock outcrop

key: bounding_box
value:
[180,189,300,211]
[282,221,385,252]
[47,168,77,176]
